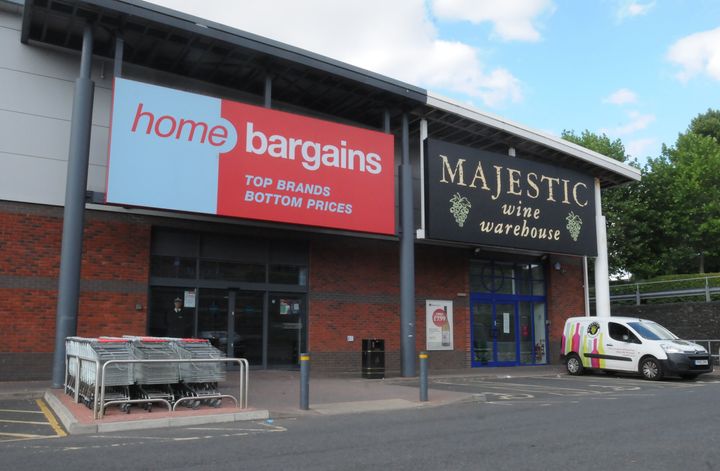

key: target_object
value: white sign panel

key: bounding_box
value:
[426,300,453,351]
[184,290,196,308]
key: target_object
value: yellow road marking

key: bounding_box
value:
[0,409,43,414]
[36,399,67,437]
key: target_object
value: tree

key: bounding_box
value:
[689,108,720,143]
[658,131,720,274]
[563,109,720,280]
[561,130,645,277]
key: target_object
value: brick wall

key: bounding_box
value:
[2,200,590,379]
[308,237,471,374]
[546,255,586,361]
[0,202,150,380]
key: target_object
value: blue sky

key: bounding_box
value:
[151,0,720,165]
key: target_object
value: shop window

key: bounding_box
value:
[199,260,266,282]
[269,265,307,285]
[471,260,545,296]
[150,255,197,279]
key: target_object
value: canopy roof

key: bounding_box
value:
[20,0,640,187]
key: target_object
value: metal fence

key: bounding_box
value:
[689,340,720,365]
[591,275,720,305]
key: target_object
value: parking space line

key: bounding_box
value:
[0,419,51,425]
[0,432,56,439]
[36,399,67,437]
[0,409,44,414]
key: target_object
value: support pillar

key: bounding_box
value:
[51,25,95,388]
[264,75,272,108]
[594,179,611,317]
[113,36,123,78]
[400,113,416,377]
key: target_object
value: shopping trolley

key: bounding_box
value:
[65,337,134,413]
[172,338,226,409]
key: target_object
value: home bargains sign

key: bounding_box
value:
[106,78,395,235]
[424,139,597,256]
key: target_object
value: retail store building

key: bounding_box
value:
[0,0,640,381]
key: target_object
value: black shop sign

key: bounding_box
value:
[424,139,597,256]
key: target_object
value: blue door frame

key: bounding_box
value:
[470,293,547,367]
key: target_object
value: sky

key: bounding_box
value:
[148,0,720,165]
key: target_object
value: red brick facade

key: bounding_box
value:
[546,255,586,358]
[0,205,149,362]
[1,202,587,379]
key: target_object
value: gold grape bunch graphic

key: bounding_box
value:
[566,211,583,241]
[449,193,472,227]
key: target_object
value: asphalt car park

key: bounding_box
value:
[425,372,720,403]
[0,399,66,442]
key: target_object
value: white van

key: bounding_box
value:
[561,316,713,380]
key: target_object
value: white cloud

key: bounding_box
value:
[601,111,656,136]
[147,0,523,107]
[431,0,555,42]
[626,138,657,159]
[667,27,720,82]
[603,88,638,105]
[616,1,655,21]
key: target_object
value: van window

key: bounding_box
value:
[609,322,641,343]
[628,322,677,341]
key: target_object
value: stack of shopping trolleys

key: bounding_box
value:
[64,336,226,415]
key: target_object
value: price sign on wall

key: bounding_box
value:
[426,300,453,351]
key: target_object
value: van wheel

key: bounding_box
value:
[566,354,584,375]
[640,357,663,381]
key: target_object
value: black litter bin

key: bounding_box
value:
[361,339,385,379]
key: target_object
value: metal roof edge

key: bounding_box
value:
[426,92,641,182]
[78,0,427,103]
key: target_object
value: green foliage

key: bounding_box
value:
[563,108,720,279]
[689,108,720,142]
[561,130,643,278]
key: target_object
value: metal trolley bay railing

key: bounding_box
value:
[64,336,248,419]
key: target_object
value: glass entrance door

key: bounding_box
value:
[197,289,264,366]
[471,297,548,366]
[495,302,517,364]
[268,294,305,367]
[471,298,518,366]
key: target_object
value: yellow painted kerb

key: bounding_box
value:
[35,399,67,437]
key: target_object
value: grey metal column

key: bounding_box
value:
[264,75,272,108]
[51,25,95,388]
[113,36,124,78]
[400,113,416,377]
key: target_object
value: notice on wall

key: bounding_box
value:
[184,290,196,308]
[106,78,395,235]
[503,312,510,334]
[426,300,453,351]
